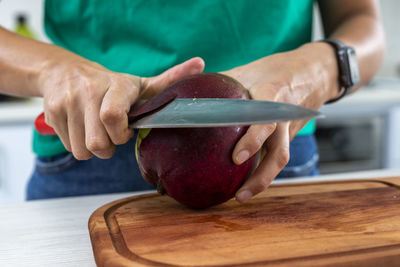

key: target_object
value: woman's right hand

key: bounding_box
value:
[38,56,205,160]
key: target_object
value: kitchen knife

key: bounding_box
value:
[128,98,321,128]
[35,98,322,135]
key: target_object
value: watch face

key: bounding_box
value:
[347,48,360,86]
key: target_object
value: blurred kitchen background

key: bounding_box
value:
[0,0,400,203]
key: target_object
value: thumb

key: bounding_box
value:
[140,57,205,99]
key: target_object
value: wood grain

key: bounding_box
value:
[89,178,400,267]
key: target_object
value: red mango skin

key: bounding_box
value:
[136,73,256,209]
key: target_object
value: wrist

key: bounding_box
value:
[37,48,103,97]
[296,42,341,104]
[35,45,77,97]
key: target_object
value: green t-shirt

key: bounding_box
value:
[35,0,315,157]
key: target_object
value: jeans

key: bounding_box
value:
[26,133,319,200]
[26,134,154,200]
[277,134,319,178]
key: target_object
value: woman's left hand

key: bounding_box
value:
[221,42,339,202]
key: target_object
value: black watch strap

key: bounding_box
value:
[321,39,359,104]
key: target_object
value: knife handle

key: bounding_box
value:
[35,112,57,135]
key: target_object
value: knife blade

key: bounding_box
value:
[129,98,322,128]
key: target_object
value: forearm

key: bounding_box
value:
[318,0,385,93]
[225,8,384,139]
[286,3,384,135]
[294,13,383,103]
[0,26,87,97]
[327,16,385,92]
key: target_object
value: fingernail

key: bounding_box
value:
[236,190,253,203]
[236,150,249,164]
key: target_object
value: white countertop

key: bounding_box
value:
[1,168,400,267]
[0,191,142,267]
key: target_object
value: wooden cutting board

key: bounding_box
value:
[89,177,400,267]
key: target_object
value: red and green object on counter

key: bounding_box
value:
[34,113,66,157]
[35,113,56,135]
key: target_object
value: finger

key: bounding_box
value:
[100,83,135,145]
[232,123,277,165]
[46,114,72,152]
[141,57,205,98]
[68,109,93,160]
[85,103,116,159]
[44,103,72,151]
[236,123,290,203]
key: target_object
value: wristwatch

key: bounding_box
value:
[321,39,360,104]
